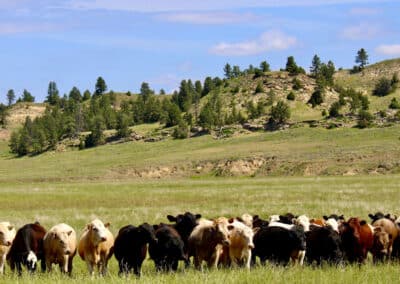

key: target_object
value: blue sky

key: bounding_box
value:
[1,0,399,103]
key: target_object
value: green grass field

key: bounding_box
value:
[1,176,400,283]
[1,124,400,282]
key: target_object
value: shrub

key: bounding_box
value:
[255,82,264,94]
[308,89,324,107]
[292,78,303,90]
[357,110,374,128]
[286,92,295,101]
[373,78,392,97]
[270,101,290,124]
[329,101,341,117]
[389,98,400,109]
[172,121,189,139]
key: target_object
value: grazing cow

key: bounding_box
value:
[149,224,186,272]
[339,218,373,264]
[219,220,258,269]
[166,212,201,265]
[114,223,157,277]
[252,225,306,266]
[188,217,231,270]
[371,226,391,263]
[369,216,399,260]
[7,222,47,275]
[78,219,114,276]
[368,212,398,223]
[0,222,16,274]
[43,223,77,275]
[306,225,342,266]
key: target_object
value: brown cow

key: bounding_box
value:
[43,223,77,275]
[369,216,399,260]
[339,217,373,264]
[188,218,230,270]
[78,219,114,276]
[0,222,16,274]
[371,226,391,263]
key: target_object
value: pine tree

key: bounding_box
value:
[310,55,322,77]
[6,89,15,106]
[260,61,270,72]
[94,76,107,97]
[355,48,368,70]
[224,63,233,79]
[46,81,60,105]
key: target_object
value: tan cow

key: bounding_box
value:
[43,223,77,275]
[188,217,230,270]
[220,220,258,269]
[78,219,114,276]
[0,222,16,274]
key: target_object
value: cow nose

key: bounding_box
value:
[65,250,71,255]
[6,241,12,246]
[248,244,255,249]
[101,237,107,242]
[222,240,230,246]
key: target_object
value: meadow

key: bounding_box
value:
[1,125,400,283]
[1,176,400,283]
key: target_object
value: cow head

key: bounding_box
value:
[51,229,74,255]
[368,212,385,223]
[139,222,157,243]
[214,218,230,246]
[293,215,310,232]
[323,214,345,222]
[87,219,109,244]
[167,212,201,241]
[289,225,306,251]
[253,215,269,228]
[0,222,16,246]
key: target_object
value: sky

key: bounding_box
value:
[0,0,399,103]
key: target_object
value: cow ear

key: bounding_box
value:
[8,225,14,231]
[104,222,111,228]
[167,215,177,222]
[368,214,374,220]
[195,214,202,219]
[253,227,260,234]
[253,215,259,220]
[86,223,93,230]
[360,220,367,226]
[227,225,234,231]
[323,216,328,221]
[228,218,234,224]
[67,230,73,236]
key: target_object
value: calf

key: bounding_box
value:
[7,222,46,275]
[43,223,76,275]
[369,216,398,260]
[188,217,230,270]
[252,225,306,266]
[306,225,342,266]
[149,224,186,272]
[78,219,114,276]
[339,218,373,264]
[371,226,391,263]
[0,222,16,274]
[114,223,157,277]
[219,220,258,269]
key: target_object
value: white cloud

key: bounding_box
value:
[64,0,394,12]
[157,12,259,25]
[210,30,297,56]
[341,23,381,40]
[376,44,400,56]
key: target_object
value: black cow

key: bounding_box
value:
[252,225,306,266]
[252,215,269,228]
[148,224,186,272]
[114,223,157,277]
[166,212,201,266]
[306,225,343,266]
[7,222,47,275]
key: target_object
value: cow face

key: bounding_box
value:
[369,212,385,223]
[290,226,306,251]
[167,212,201,240]
[294,215,310,232]
[0,222,16,246]
[53,230,74,255]
[214,219,230,246]
[87,219,109,244]
[139,223,157,243]
[25,251,38,272]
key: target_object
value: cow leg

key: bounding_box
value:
[0,253,5,274]
[16,261,22,276]
[133,261,142,277]
[86,261,94,277]
[46,259,52,272]
[245,251,252,269]
[41,258,46,273]
[67,256,73,276]
[193,256,201,270]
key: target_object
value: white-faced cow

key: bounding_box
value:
[7,222,47,275]
[0,222,16,274]
[78,219,114,276]
[43,223,77,275]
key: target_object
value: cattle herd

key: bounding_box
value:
[1,211,400,277]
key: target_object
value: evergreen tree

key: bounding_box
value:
[270,101,290,124]
[85,115,106,147]
[260,61,271,72]
[116,112,132,138]
[94,76,107,97]
[285,56,298,75]
[6,89,15,106]
[159,89,166,95]
[224,63,233,79]
[162,100,182,127]
[232,65,242,77]
[46,81,60,105]
[355,48,368,70]
[202,77,215,97]
[310,55,322,77]
[140,82,153,103]
[21,89,35,102]
[82,90,91,101]
[308,88,324,107]
[69,86,82,102]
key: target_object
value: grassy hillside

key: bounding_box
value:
[1,125,399,181]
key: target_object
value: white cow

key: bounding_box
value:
[0,222,16,274]
[78,219,114,276]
